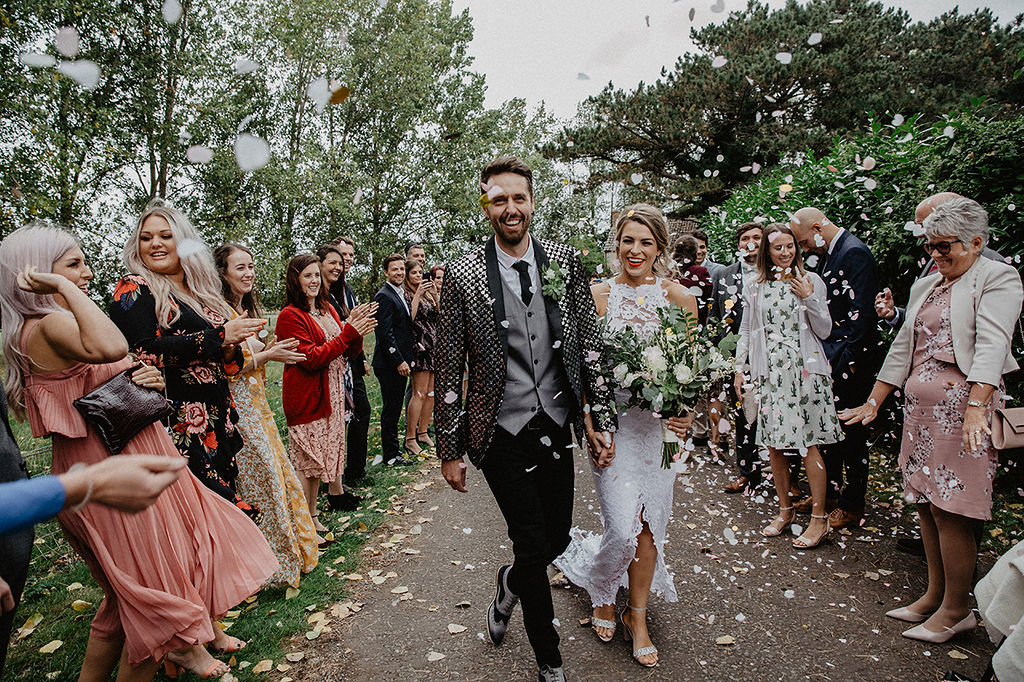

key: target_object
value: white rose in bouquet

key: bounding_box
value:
[674,362,694,384]
[642,346,668,374]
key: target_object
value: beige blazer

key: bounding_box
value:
[877,256,1022,389]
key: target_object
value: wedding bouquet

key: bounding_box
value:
[604,307,737,468]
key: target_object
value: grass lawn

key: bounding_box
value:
[3,331,429,681]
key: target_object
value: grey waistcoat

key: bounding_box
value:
[496,276,571,434]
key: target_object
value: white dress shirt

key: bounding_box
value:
[495,238,541,301]
[388,282,410,316]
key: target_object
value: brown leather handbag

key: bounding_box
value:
[73,364,173,454]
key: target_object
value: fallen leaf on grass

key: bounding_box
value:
[305,631,321,640]
[427,651,445,662]
[877,569,893,576]
[285,652,305,662]
[447,624,467,634]
[307,612,325,624]
[371,576,387,585]
[244,595,258,604]
[71,600,92,611]
[833,573,851,579]
[949,650,969,660]
[252,659,273,673]
[277,663,291,672]
[66,583,84,591]
[285,587,300,600]
[391,586,409,594]
[15,613,43,640]
[39,640,63,654]
[715,635,736,646]
[344,574,364,581]
[864,572,880,581]
[332,556,346,565]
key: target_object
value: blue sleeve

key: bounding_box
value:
[0,476,67,536]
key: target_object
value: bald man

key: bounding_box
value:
[876,192,1004,325]
[789,208,882,529]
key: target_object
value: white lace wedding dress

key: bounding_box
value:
[555,278,678,606]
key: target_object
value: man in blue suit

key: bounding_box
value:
[790,207,882,529]
[372,253,416,466]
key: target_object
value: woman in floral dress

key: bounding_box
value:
[110,203,266,520]
[842,198,1022,643]
[215,243,319,587]
[276,254,376,544]
[735,223,843,549]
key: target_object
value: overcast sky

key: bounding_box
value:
[450,0,1022,121]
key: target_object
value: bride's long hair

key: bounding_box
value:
[0,223,81,419]
[613,203,671,277]
[124,201,233,328]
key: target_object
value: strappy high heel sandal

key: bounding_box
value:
[621,604,658,667]
[762,506,794,537]
[403,437,422,456]
[590,609,616,643]
[792,513,831,549]
[416,430,434,448]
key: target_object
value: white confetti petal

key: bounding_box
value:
[162,0,182,24]
[56,60,101,90]
[233,133,271,172]
[630,172,643,185]
[775,52,792,64]
[20,52,56,68]
[186,145,214,164]
[711,55,728,68]
[233,58,260,75]
[807,32,822,45]
[176,238,206,259]
[353,188,363,205]
[710,0,725,13]
[306,77,331,114]
[55,27,80,58]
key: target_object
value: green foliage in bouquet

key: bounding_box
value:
[602,306,738,467]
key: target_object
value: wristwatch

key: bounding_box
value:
[966,400,988,409]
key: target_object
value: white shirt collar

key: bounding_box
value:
[827,226,845,255]
[495,235,535,271]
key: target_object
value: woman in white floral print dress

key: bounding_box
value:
[735,223,843,551]
[555,204,695,668]
[842,198,1022,643]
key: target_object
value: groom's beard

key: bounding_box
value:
[491,212,531,248]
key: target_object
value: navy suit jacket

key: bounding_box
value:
[371,283,414,371]
[817,230,882,377]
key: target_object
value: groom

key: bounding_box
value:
[435,157,617,682]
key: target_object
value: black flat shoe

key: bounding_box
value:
[386,455,416,467]
[327,491,361,512]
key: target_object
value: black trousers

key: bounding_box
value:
[375,366,407,463]
[731,384,761,483]
[343,367,371,482]
[824,371,874,514]
[0,526,32,677]
[481,417,573,668]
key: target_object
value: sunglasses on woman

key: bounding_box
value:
[922,239,962,256]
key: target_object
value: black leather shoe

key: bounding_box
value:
[538,664,566,682]
[327,491,361,512]
[487,564,519,645]
[386,456,416,467]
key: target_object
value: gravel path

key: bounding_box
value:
[292,448,996,681]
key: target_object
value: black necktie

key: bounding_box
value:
[512,261,533,305]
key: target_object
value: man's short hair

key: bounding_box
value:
[692,229,709,245]
[382,252,405,271]
[405,243,423,256]
[332,236,355,248]
[735,221,764,244]
[481,156,534,197]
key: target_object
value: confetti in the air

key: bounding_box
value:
[162,0,183,24]
[20,52,56,68]
[775,52,792,64]
[56,60,101,90]
[710,0,725,13]
[711,55,728,68]
[577,72,590,80]
[186,145,214,164]
[233,58,260,75]
[55,27,80,58]
[630,173,643,185]
[234,133,271,172]
[807,32,822,45]
[307,78,332,114]
[176,239,206,259]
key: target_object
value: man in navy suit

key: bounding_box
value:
[790,207,882,529]
[372,253,416,466]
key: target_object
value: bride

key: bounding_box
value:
[556,204,696,667]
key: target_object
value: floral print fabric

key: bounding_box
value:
[755,280,844,451]
[109,275,258,520]
[230,338,319,587]
[899,283,1001,520]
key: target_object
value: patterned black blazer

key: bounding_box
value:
[434,235,617,466]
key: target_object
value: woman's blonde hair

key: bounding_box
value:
[613,203,670,276]
[0,223,81,419]
[755,222,806,283]
[124,201,232,328]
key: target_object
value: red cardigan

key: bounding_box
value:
[276,304,363,427]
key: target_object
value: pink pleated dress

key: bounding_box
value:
[22,323,279,665]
